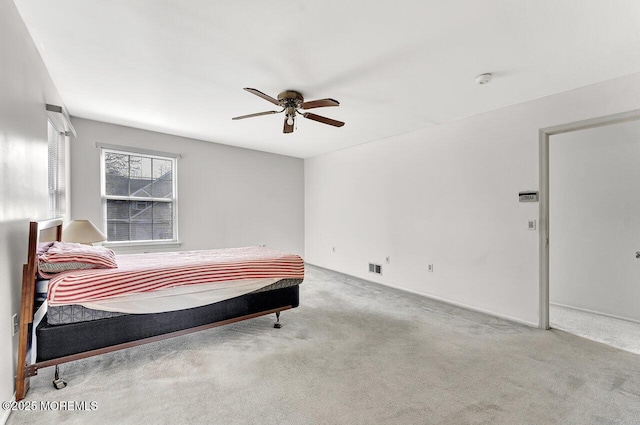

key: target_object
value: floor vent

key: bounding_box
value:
[368,263,382,274]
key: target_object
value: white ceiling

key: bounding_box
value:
[14,0,640,158]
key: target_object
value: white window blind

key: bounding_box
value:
[47,120,65,218]
[101,147,178,243]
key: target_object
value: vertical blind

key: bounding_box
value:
[48,120,65,219]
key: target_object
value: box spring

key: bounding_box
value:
[36,285,299,362]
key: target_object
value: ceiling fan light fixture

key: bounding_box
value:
[287,115,294,126]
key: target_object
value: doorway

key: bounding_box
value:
[539,110,640,354]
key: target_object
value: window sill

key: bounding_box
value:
[102,240,182,249]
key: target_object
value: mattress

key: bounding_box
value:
[46,278,302,325]
[46,246,304,307]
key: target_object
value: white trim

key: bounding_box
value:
[539,129,549,329]
[106,195,173,203]
[46,104,76,137]
[100,147,107,236]
[539,109,640,331]
[103,240,182,248]
[550,302,640,325]
[1,393,15,425]
[96,142,181,158]
[308,263,538,328]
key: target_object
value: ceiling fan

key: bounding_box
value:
[232,88,345,134]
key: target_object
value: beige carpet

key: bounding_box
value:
[8,265,640,424]
[551,303,640,355]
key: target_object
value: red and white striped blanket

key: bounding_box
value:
[47,246,304,306]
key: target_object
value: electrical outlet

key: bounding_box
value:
[332,247,336,253]
[427,264,434,272]
[11,314,18,336]
[385,256,390,264]
[527,220,536,231]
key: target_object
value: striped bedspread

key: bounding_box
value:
[47,246,304,306]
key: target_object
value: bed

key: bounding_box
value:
[15,219,304,401]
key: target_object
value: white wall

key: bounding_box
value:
[550,120,640,322]
[305,72,640,326]
[70,118,304,256]
[0,0,66,408]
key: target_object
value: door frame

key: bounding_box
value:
[538,109,640,329]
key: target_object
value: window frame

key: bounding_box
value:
[99,144,180,247]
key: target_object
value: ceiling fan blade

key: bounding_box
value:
[243,88,281,106]
[302,112,345,127]
[300,98,340,109]
[283,116,294,134]
[232,110,280,120]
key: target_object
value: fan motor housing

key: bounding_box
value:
[278,90,304,106]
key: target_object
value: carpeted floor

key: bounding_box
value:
[8,265,640,424]
[550,304,640,355]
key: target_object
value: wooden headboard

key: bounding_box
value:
[15,218,63,400]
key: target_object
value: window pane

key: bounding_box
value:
[153,221,172,240]
[107,199,130,220]
[153,159,172,179]
[130,156,152,179]
[104,152,129,176]
[130,221,153,241]
[105,153,130,196]
[153,202,172,221]
[107,221,130,241]
[127,156,153,198]
[129,178,153,198]
[152,202,173,240]
[152,178,173,198]
[130,200,152,220]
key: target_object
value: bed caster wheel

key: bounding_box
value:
[53,365,67,390]
[53,378,67,390]
[274,311,282,328]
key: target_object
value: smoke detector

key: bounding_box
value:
[475,73,493,85]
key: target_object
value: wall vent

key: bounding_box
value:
[368,263,382,275]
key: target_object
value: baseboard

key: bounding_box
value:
[0,393,14,425]
[550,302,640,325]
[307,263,538,328]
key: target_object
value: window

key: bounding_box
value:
[47,120,66,218]
[100,146,178,243]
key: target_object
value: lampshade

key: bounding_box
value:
[62,220,107,244]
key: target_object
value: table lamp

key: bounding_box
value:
[62,220,107,245]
